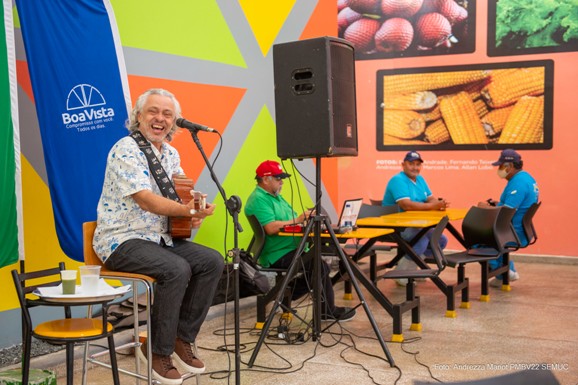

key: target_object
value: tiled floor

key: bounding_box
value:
[14,253,578,384]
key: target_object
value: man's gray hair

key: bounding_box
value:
[126,88,182,141]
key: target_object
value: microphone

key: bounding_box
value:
[176,118,216,133]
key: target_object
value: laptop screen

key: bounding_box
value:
[338,198,363,227]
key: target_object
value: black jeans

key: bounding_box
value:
[271,248,336,312]
[105,238,224,356]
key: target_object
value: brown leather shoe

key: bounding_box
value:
[172,337,206,374]
[137,341,183,385]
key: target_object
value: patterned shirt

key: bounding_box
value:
[93,135,183,262]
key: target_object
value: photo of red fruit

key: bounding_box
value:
[338,0,474,59]
[437,0,468,25]
[415,12,452,49]
[344,18,382,52]
[375,18,414,52]
[381,0,423,19]
[338,7,363,36]
[348,0,381,15]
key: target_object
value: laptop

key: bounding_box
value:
[326,198,363,234]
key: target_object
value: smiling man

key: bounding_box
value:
[93,89,223,385]
[244,160,356,322]
[382,151,449,286]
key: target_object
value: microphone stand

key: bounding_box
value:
[188,129,242,385]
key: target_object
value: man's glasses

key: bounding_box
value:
[271,176,283,181]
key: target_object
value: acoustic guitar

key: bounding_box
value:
[170,175,205,238]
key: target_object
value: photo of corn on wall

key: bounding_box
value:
[375,60,553,150]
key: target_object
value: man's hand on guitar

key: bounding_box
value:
[189,202,216,219]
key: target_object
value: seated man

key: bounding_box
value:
[244,160,355,322]
[93,89,224,385]
[479,149,539,286]
[382,151,449,286]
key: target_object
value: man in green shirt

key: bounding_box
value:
[245,160,355,322]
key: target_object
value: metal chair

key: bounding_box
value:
[82,221,155,384]
[521,201,541,246]
[369,198,383,206]
[82,221,202,385]
[440,206,518,306]
[11,263,120,385]
[246,215,294,329]
[339,204,400,299]
[380,216,449,341]
[348,204,400,278]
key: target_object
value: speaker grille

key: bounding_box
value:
[273,37,358,159]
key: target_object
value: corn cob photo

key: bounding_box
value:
[381,91,437,110]
[498,96,544,144]
[424,119,451,144]
[420,105,442,122]
[439,91,488,144]
[377,62,550,149]
[383,70,491,95]
[473,98,489,118]
[481,67,544,108]
[481,105,516,137]
[438,77,491,101]
[383,134,431,145]
[382,110,426,139]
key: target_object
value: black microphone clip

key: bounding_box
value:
[175,117,216,133]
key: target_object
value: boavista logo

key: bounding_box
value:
[62,84,115,126]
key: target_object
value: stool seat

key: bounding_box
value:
[36,318,113,338]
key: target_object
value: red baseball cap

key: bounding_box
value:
[255,160,291,179]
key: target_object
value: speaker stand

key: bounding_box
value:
[247,158,395,367]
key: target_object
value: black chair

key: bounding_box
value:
[11,263,120,385]
[438,206,519,308]
[521,201,541,246]
[246,214,295,329]
[369,198,383,206]
[380,216,449,341]
[355,203,400,255]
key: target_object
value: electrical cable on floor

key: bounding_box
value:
[202,165,370,381]
[400,337,444,383]
[335,325,443,384]
[321,326,401,385]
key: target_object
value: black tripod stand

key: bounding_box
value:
[188,130,243,385]
[247,158,394,367]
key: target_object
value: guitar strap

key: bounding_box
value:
[130,131,181,203]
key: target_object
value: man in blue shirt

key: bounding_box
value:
[383,151,449,286]
[479,149,539,286]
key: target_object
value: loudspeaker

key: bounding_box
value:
[273,36,358,159]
